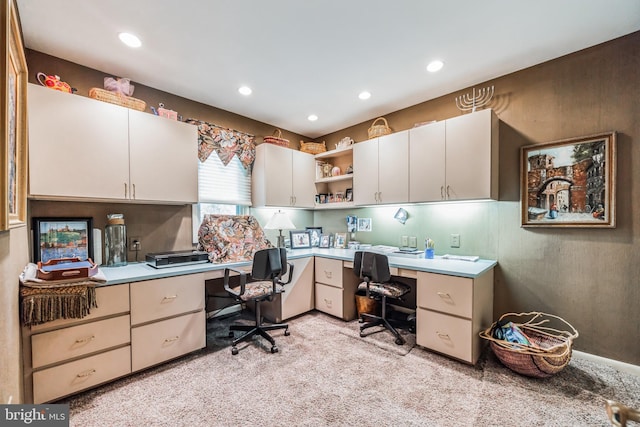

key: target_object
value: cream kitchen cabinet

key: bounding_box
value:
[260,256,315,323]
[415,269,493,365]
[252,143,316,208]
[409,109,498,202]
[28,83,198,203]
[130,273,206,372]
[353,130,409,205]
[314,257,360,320]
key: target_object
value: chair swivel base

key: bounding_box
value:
[229,323,289,355]
[359,312,405,346]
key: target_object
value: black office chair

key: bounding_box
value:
[223,247,294,355]
[353,251,411,345]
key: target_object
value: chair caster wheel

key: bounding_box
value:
[395,338,404,346]
[284,329,290,336]
[271,346,279,353]
[358,318,364,323]
[231,347,239,355]
[360,331,366,337]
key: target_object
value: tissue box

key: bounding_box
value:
[158,107,178,120]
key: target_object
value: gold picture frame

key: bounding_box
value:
[1,0,28,230]
[520,131,616,228]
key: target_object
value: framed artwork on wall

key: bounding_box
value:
[520,131,616,228]
[1,0,28,231]
[32,217,94,263]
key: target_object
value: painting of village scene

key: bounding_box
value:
[521,132,616,228]
[33,218,93,262]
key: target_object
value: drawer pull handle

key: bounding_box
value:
[437,292,452,300]
[164,336,179,343]
[324,298,333,308]
[76,369,96,378]
[162,295,178,302]
[436,332,451,340]
[75,335,95,344]
[324,271,332,279]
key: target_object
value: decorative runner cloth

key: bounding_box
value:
[184,118,255,169]
[19,263,107,327]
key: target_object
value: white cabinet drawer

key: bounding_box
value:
[315,257,343,288]
[417,272,473,318]
[30,284,130,332]
[315,283,344,318]
[32,315,130,369]
[130,273,204,325]
[416,309,472,363]
[131,310,205,372]
[33,345,131,404]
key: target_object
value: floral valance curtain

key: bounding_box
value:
[185,119,255,169]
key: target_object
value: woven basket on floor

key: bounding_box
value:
[263,129,290,148]
[367,117,391,139]
[479,312,579,378]
[299,140,327,155]
[88,87,146,111]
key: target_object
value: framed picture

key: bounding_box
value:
[32,217,94,263]
[346,215,357,233]
[289,230,311,249]
[357,218,372,232]
[521,131,616,228]
[1,0,28,231]
[334,232,347,248]
[319,234,331,248]
[345,188,353,202]
[305,227,323,247]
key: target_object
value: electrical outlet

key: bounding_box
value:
[129,236,141,251]
[408,236,417,248]
[450,234,460,248]
[401,235,408,247]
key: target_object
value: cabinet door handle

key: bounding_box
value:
[293,195,297,206]
[324,270,332,279]
[164,336,180,343]
[436,332,451,340]
[162,295,178,302]
[378,192,382,203]
[132,183,136,199]
[446,185,450,199]
[76,369,96,378]
[124,183,128,198]
[440,186,445,199]
[75,335,95,344]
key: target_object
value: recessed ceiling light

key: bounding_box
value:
[308,114,318,122]
[238,86,252,96]
[358,91,371,100]
[118,32,142,48]
[427,60,444,73]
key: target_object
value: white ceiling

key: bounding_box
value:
[16,1,640,139]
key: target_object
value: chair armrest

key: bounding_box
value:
[278,262,295,286]
[224,267,247,297]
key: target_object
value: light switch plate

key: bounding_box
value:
[450,234,460,248]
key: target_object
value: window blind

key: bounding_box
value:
[198,153,252,205]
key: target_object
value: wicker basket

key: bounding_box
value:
[367,117,392,139]
[299,140,327,155]
[88,87,146,111]
[263,129,290,148]
[479,312,579,378]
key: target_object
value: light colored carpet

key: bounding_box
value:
[61,311,639,426]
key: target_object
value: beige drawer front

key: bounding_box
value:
[30,284,130,332]
[315,257,343,288]
[130,273,204,325]
[31,314,130,369]
[131,310,205,372]
[33,345,131,404]
[315,283,344,318]
[417,309,472,363]
[417,272,473,318]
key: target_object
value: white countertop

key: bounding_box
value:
[99,249,497,285]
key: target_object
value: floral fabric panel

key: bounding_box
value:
[197,214,272,263]
[231,280,284,302]
[358,280,411,298]
[185,118,255,169]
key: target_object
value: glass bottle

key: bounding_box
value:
[105,214,127,267]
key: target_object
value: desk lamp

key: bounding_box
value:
[264,210,296,248]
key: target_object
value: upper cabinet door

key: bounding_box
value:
[377,130,409,204]
[353,138,379,205]
[445,109,498,201]
[128,110,198,203]
[252,143,294,207]
[291,150,316,208]
[28,84,129,200]
[409,121,446,202]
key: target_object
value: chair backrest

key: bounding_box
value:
[197,214,272,263]
[353,251,391,283]
[251,247,287,281]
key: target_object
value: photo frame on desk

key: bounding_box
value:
[289,230,311,249]
[334,232,347,248]
[305,227,323,247]
[319,234,331,248]
[1,0,28,231]
[32,217,94,263]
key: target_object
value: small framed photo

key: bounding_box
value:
[357,218,372,232]
[32,217,94,263]
[346,215,357,233]
[289,230,311,249]
[345,188,353,202]
[306,227,323,247]
[319,234,331,248]
[334,232,347,248]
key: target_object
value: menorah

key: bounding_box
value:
[455,85,494,112]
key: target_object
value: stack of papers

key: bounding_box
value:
[441,254,479,262]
